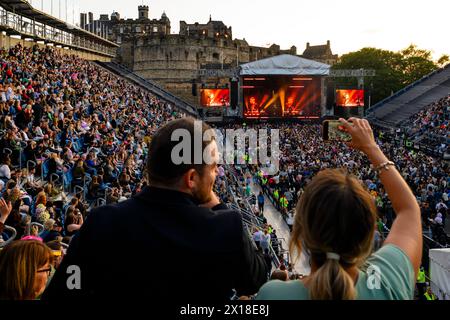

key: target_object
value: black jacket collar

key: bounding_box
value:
[134,186,201,206]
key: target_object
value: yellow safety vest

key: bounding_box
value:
[424,292,436,300]
[280,197,288,208]
[417,270,426,283]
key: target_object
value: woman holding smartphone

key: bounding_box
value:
[257,118,422,300]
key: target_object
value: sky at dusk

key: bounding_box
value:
[28,0,449,60]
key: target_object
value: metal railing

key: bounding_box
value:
[0,225,17,248]
[0,6,116,57]
[96,61,198,116]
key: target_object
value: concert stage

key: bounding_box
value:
[238,55,330,120]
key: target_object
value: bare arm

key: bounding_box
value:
[340,118,422,278]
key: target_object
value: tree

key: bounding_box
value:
[332,45,440,105]
[400,45,437,85]
[332,48,404,105]
[437,54,450,68]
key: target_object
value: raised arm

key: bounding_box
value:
[339,118,422,277]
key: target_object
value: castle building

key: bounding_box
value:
[82,6,338,106]
[302,40,338,65]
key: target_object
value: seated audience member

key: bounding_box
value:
[39,219,62,243]
[0,240,52,300]
[46,240,65,270]
[64,208,83,237]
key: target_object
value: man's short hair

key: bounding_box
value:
[146,117,214,187]
[270,270,288,281]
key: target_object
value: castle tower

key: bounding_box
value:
[138,5,149,20]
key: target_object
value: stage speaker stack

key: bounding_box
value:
[230,78,239,110]
[192,79,197,96]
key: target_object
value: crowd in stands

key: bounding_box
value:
[406,94,450,155]
[0,43,448,301]
[409,94,450,139]
[0,44,183,299]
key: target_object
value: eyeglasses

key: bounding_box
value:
[37,267,51,276]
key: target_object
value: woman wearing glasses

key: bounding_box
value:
[0,239,52,300]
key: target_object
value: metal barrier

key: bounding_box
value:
[63,164,72,193]
[18,141,27,170]
[104,186,113,202]
[83,175,92,199]
[0,225,17,248]
[73,185,84,199]
[50,173,60,187]
[95,197,106,208]
[31,222,44,234]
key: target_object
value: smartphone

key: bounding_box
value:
[323,120,352,142]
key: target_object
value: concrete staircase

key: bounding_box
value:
[367,64,450,128]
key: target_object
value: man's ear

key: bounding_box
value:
[183,168,197,190]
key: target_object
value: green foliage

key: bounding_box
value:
[437,54,450,68]
[332,45,441,105]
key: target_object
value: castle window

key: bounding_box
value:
[153,26,158,33]
[213,53,220,60]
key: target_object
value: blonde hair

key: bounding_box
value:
[0,240,52,300]
[290,169,377,300]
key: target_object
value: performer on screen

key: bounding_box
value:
[208,93,214,106]
[249,96,258,114]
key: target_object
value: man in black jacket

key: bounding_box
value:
[43,117,268,301]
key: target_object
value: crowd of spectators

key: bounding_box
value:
[409,94,450,139]
[406,94,450,155]
[226,123,449,248]
[0,42,448,300]
[0,43,183,299]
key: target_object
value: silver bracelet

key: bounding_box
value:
[373,161,395,173]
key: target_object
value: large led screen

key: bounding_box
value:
[243,76,321,118]
[336,90,364,107]
[200,89,230,107]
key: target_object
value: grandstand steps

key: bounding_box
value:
[94,61,199,117]
[249,182,310,275]
[366,64,450,128]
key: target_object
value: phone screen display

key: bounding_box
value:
[324,120,352,142]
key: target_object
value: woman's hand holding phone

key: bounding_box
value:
[338,118,378,155]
